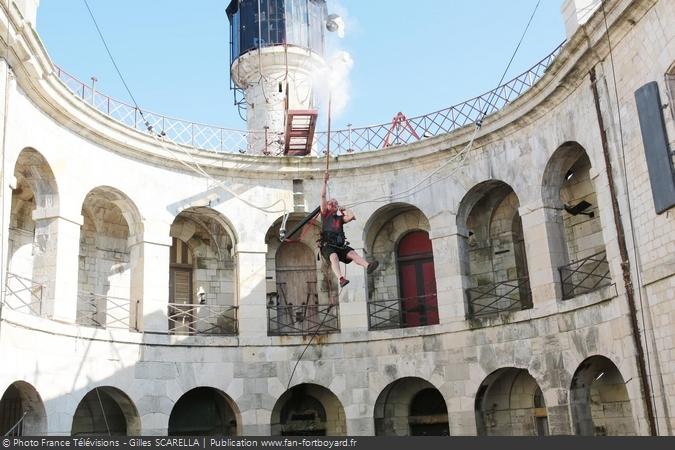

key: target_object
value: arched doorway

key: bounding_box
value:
[363,203,437,330]
[71,387,140,436]
[374,377,449,436]
[265,215,337,336]
[168,208,238,335]
[0,381,47,436]
[397,231,438,326]
[168,387,240,436]
[275,242,318,307]
[76,187,142,329]
[475,368,547,436]
[271,384,346,436]
[457,181,531,317]
[5,148,59,316]
[542,143,609,299]
[570,356,636,436]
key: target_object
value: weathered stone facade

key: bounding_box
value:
[0,0,674,437]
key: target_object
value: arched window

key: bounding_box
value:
[168,208,237,335]
[168,388,239,436]
[374,377,448,436]
[397,231,438,327]
[271,384,346,436]
[457,181,531,318]
[475,368,546,436]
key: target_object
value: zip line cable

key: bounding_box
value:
[80,0,290,216]
[344,0,542,209]
[82,0,144,123]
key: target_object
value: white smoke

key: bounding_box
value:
[313,1,355,120]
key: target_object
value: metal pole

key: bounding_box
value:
[284,206,320,241]
[90,76,97,105]
[347,123,352,153]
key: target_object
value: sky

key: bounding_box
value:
[36,1,566,131]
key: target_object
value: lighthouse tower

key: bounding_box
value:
[227,0,330,155]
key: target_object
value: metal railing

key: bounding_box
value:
[167,303,238,335]
[559,250,611,300]
[76,292,137,330]
[54,41,564,155]
[368,295,439,330]
[267,304,339,336]
[3,273,43,316]
[466,277,532,318]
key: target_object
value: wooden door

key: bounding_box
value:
[276,242,317,305]
[397,231,438,326]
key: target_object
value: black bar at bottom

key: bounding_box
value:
[2,437,675,450]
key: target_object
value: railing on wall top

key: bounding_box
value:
[267,304,339,336]
[167,303,238,336]
[3,272,43,316]
[466,277,532,318]
[54,41,564,155]
[559,250,611,300]
[76,292,137,330]
[367,295,439,330]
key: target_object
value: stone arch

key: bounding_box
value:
[265,214,338,335]
[456,180,531,317]
[168,387,241,436]
[271,383,346,436]
[76,186,143,329]
[666,61,675,120]
[0,381,47,436]
[569,355,636,436]
[5,148,59,315]
[265,213,322,305]
[542,142,609,299]
[71,386,140,436]
[475,368,548,436]
[374,377,448,436]
[168,207,238,335]
[363,203,436,329]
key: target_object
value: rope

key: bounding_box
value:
[600,2,659,434]
[286,271,343,391]
[82,0,144,122]
[94,387,112,436]
[3,412,27,437]
[81,0,291,216]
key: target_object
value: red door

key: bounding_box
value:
[397,231,438,326]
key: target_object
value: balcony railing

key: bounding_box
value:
[559,250,611,300]
[54,41,564,155]
[167,303,238,336]
[267,304,339,336]
[466,277,532,318]
[76,292,137,330]
[3,272,43,316]
[368,295,439,330]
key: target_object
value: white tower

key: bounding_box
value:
[227,0,329,155]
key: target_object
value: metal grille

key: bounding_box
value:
[367,295,439,330]
[167,303,238,335]
[267,304,339,336]
[76,292,136,330]
[368,298,403,330]
[3,273,43,316]
[559,250,611,300]
[54,41,564,155]
[466,277,532,318]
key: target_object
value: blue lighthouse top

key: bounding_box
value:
[227,0,327,64]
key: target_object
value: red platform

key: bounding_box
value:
[284,110,318,156]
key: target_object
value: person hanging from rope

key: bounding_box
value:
[320,171,379,287]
